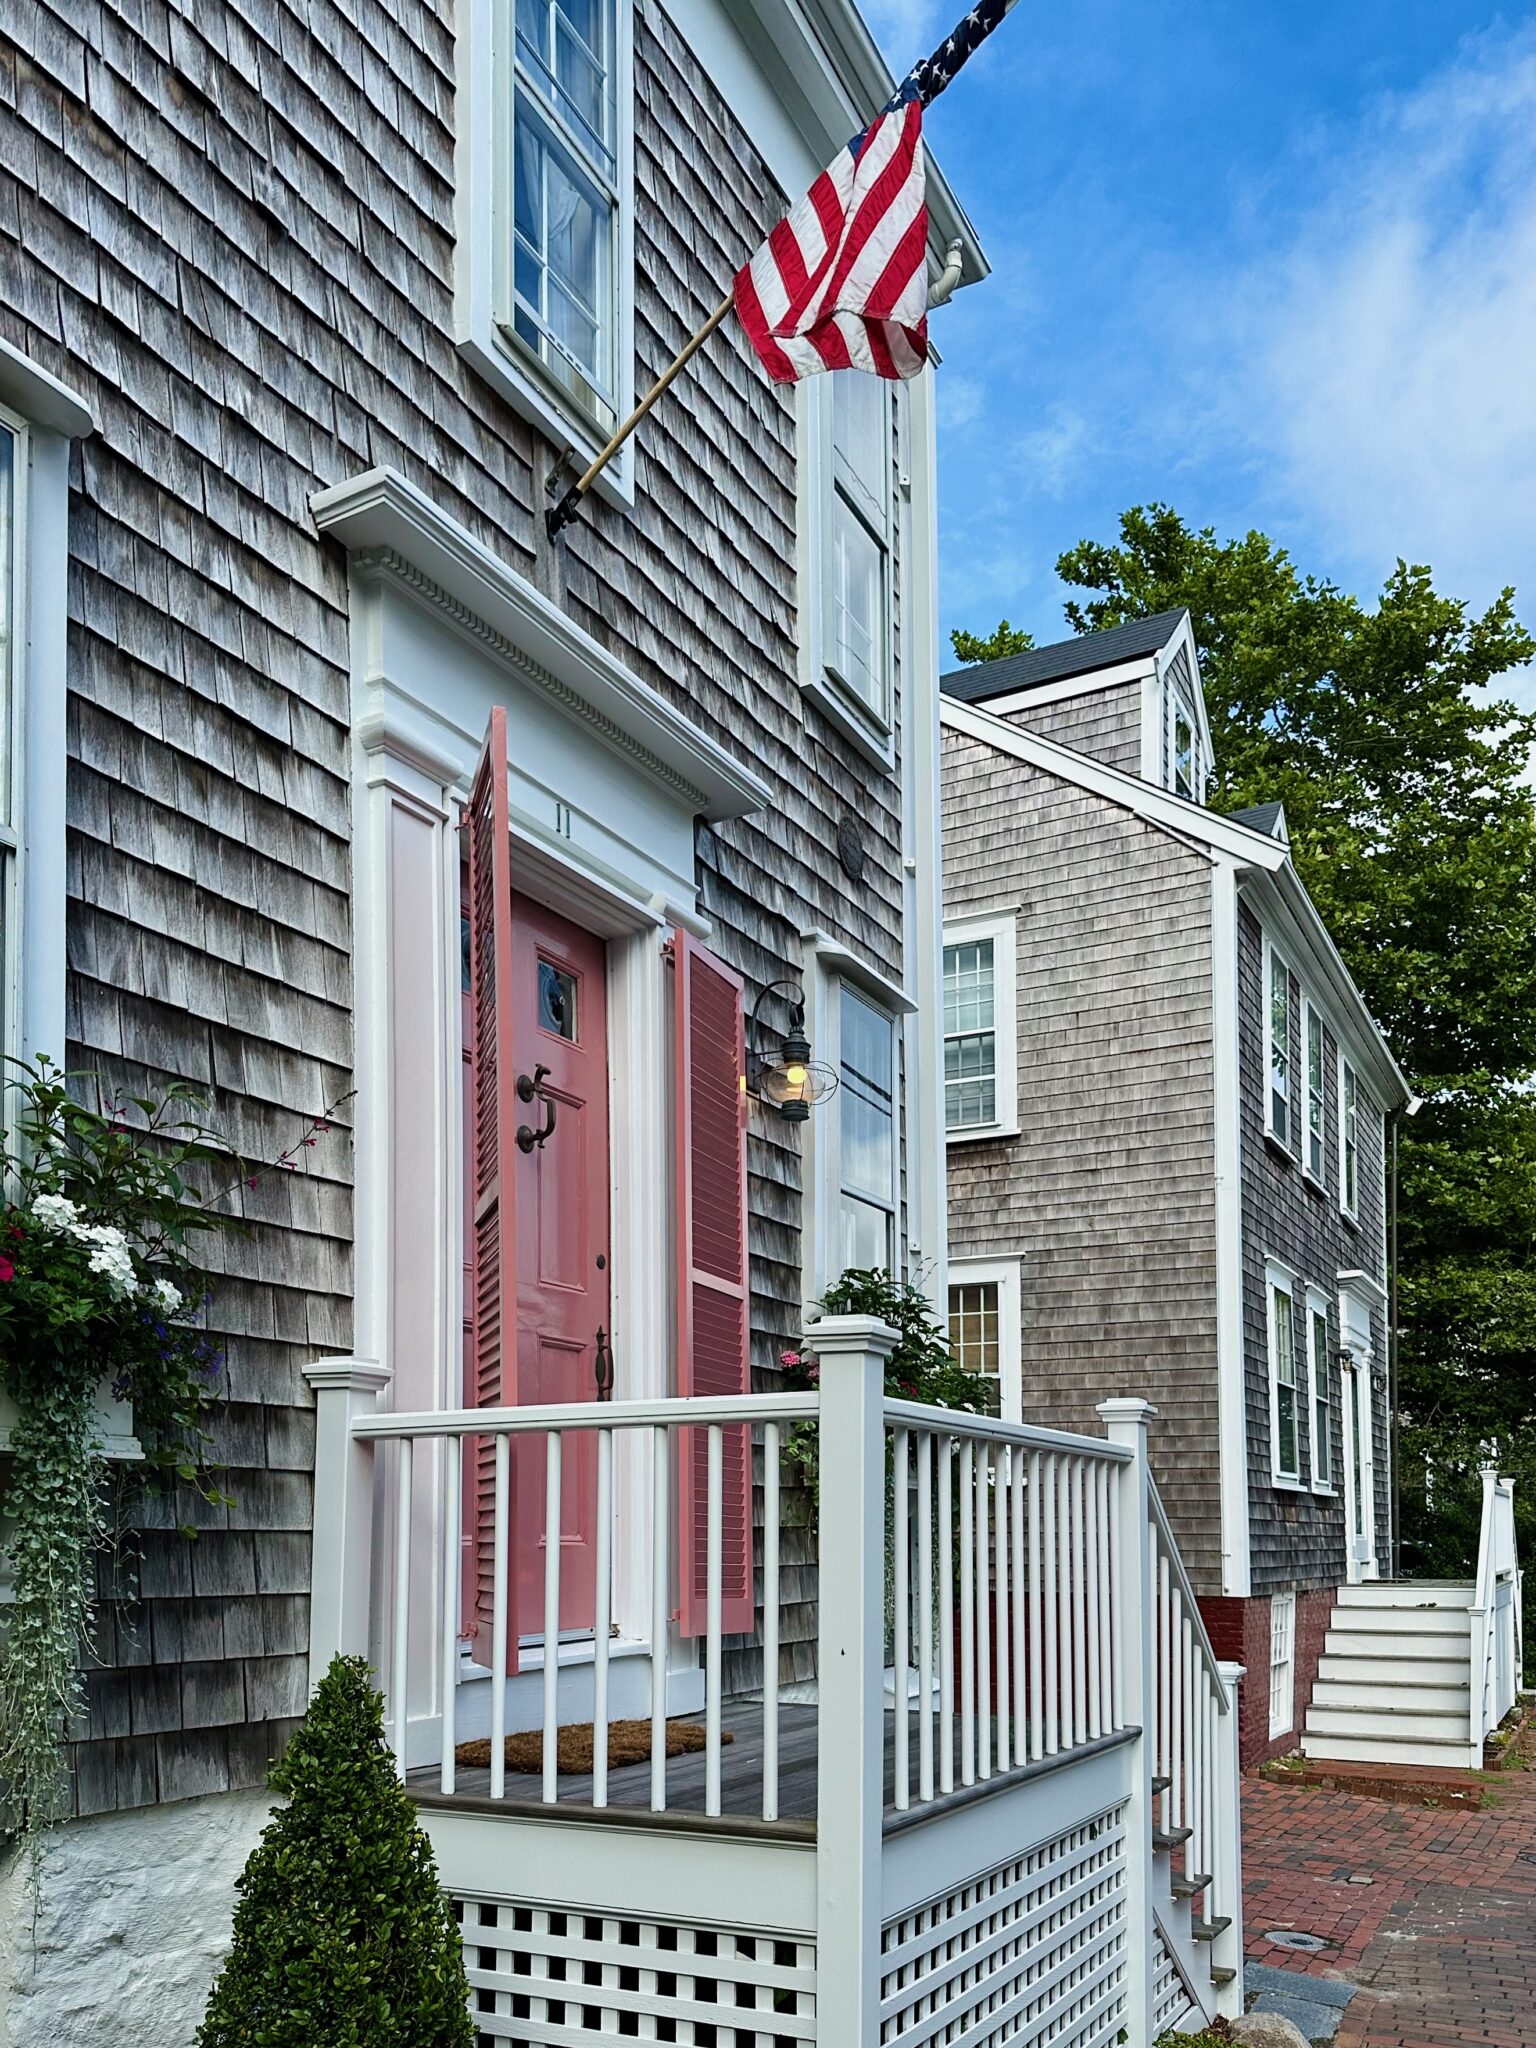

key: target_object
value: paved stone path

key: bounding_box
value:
[1239,1769,1536,2048]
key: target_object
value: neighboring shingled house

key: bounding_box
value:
[940,610,1414,1764]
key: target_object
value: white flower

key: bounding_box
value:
[87,1242,138,1300]
[152,1278,183,1314]
[71,1222,127,1249]
[31,1192,80,1232]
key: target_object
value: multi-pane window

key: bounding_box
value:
[1307,1290,1332,1489]
[826,371,890,726]
[1268,1590,1296,1738]
[1266,943,1291,1146]
[1268,1269,1299,1482]
[0,420,16,1073]
[1173,708,1195,798]
[943,936,995,1130]
[947,1280,1002,1416]
[837,985,895,1271]
[506,0,620,430]
[1340,1059,1359,1218]
[1304,1002,1325,1181]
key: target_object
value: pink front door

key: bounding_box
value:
[510,894,611,1637]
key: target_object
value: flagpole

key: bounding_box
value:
[546,287,736,541]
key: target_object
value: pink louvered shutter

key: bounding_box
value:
[672,930,753,1639]
[466,708,520,1672]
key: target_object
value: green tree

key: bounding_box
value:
[949,619,1035,665]
[199,1655,473,2048]
[1049,506,1536,1622]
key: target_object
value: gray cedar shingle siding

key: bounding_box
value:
[993,679,1145,777]
[942,729,1224,1590]
[8,0,904,1808]
[1235,901,1388,1595]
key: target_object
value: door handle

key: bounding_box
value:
[594,1325,614,1402]
[516,1064,558,1152]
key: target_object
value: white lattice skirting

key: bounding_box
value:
[1152,1923,1196,2037]
[455,1897,818,2044]
[878,1804,1127,2047]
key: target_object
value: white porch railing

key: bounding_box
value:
[1470,1466,1522,1749]
[305,1320,1244,2044]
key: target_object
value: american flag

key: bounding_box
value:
[734,1,1020,385]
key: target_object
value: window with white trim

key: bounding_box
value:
[1268,1590,1296,1738]
[1267,1263,1299,1483]
[1307,1286,1333,1490]
[837,983,896,1271]
[1304,1000,1325,1182]
[941,912,1017,1139]
[504,0,623,432]
[945,1256,1023,1423]
[825,371,892,730]
[1264,939,1291,1147]
[1339,1057,1359,1219]
[0,412,20,1072]
[1172,706,1195,798]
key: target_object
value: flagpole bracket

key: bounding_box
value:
[545,485,584,543]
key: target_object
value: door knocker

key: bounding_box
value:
[593,1326,615,1403]
[515,1065,558,1152]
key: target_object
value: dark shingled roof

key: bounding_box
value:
[941,608,1190,704]
[1228,801,1288,840]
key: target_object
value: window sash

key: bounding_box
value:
[829,487,888,720]
[1268,1591,1296,1737]
[943,936,997,1131]
[838,985,894,1270]
[1173,710,1194,798]
[1267,946,1290,1144]
[1305,1003,1325,1180]
[1270,1277,1299,1480]
[947,1280,1002,1416]
[1309,1299,1332,1487]
[1340,1061,1359,1215]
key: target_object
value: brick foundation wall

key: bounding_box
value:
[1200,1587,1338,1767]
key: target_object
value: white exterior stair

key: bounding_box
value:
[1301,1582,1481,1770]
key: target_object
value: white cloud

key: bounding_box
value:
[937,371,986,430]
[858,3,948,72]
[1215,26,1536,619]
[1014,405,1090,498]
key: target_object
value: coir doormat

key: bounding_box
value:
[455,1719,733,1774]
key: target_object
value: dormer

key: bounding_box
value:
[941,608,1214,802]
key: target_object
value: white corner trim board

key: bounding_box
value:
[311,467,769,823]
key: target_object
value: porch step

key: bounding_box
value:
[1306,1706,1469,1743]
[1326,1604,1468,1636]
[1318,1647,1467,1683]
[1170,1872,1211,1899]
[1192,1916,1231,1942]
[1324,1629,1469,1661]
[1335,1581,1473,1611]
[1301,1731,1479,1768]
[1151,1775,1171,1795]
[1312,1677,1470,1712]
[1153,1826,1192,1852]
[1210,1966,1237,1988]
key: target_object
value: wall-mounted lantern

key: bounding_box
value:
[747,981,837,1123]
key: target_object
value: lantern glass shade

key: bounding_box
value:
[759,1056,838,1121]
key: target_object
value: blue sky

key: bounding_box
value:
[862,2,1536,698]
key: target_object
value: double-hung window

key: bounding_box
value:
[1264,940,1291,1148]
[0,414,17,1069]
[1269,1590,1296,1737]
[1304,1000,1326,1183]
[506,0,622,432]
[837,984,896,1271]
[1307,1286,1333,1490]
[1267,1262,1300,1483]
[1173,706,1195,798]
[941,912,1017,1139]
[1339,1058,1359,1219]
[826,372,892,730]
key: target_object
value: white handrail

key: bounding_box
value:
[1148,1479,1229,1706]
[883,1398,1134,1460]
[352,1391,818,1438]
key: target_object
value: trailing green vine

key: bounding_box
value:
[0,1057,346,1851]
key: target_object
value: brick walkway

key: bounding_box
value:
[1240,1769,1536,2047]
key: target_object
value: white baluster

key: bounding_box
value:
[1097,1463,1113,1735]
[976,1445,992,1780]
[1107,1458,1123,1730]
[1159,1550,1172,1828]
[917,1431,935,1804]
[939,1435,955,1795]
[1043,1451,1059,1757]
[1181,1611,1195,1850]
[1170,1582,1184,1833]
[1085,1457,1101,1741]
[763,1421,780,1823]
[1028,1449,1043,1762]
[960,1437,976,1786]
[392,1436,413,1778]
[893,1427,910,1810]
[439,1433,460,1796]
[705,1423,723,1818]
[490,1433,510,1801]
[1071,1456,1088,1746]
[994,1446,1010,1774]
[542,1432,563,1804]
[650,1424,669,1814]
[593,1428,612,1810]
[1011,1448,1026,1771]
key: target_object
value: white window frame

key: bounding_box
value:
[1339,1054,1360,1221]
[1262,936,1292,1151]
[795,376,900,767]
[1266,1259,1301,1486]
[1306,1284,1333,1493]
[455,0,637,505]
[1303,998,1326,1187]
[0,402,26,1080]
[941,909,1018,1143]
[945,1255,1023,1423]
[1268,1589,1296,1738]
[832,978,899,1279]
[1165,683,1199,800]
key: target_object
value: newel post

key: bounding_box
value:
[1097,1397,1157,2048]
[811,1313,898,2048]
[304,1358,392,1690]
[1212,1660,1246,2016]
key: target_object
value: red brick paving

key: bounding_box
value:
[1240,1768,1536,2046]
